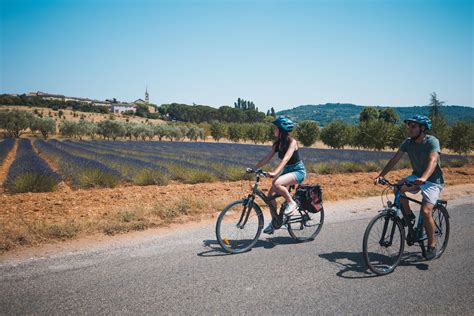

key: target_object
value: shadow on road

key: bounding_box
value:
[197,236,298,257]
[319,250,429,279]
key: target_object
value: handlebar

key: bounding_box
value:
[246,168,270,177]
[377,177,424,188]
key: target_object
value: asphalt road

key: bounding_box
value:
[1,196,473,314]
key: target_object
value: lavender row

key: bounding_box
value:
[4,139,60,193]
[35,139,121,188]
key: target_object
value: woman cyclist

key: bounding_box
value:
[251,116,307,234]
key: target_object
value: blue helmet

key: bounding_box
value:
[404,115,432,131]
[272,116,295,132]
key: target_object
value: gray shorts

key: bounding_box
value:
[405,175,443,205]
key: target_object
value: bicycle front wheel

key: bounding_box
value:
[287,209,324,242]
[363,213,405,275]
[215,199,264,254]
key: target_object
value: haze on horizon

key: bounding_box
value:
[1,0,472,111]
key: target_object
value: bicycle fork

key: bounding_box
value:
[380,213,398,247]
[236,196,255,229]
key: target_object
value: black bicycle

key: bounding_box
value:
[362,177,450,275]
[215,169,324,254]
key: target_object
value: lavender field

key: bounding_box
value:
[1,139,471,193]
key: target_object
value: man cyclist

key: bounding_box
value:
[375,115,444,260]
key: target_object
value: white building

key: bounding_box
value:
[111,104,136,114]
[28,91,111,107]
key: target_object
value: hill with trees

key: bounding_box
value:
[277,103,474,126]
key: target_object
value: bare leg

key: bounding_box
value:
[398,182,416,217]
[421,202,436,247]
[272,173,298,204]
[267,186,278,212]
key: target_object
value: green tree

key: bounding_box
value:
[97,120,125,141]
[153,124,171,141]
[320,120,350,149]
[389,123,408,150]
[135,104,151,118]
[295,120,320,147]
[59,120,78,138]
[428,92,450,148]
[34,117,56,139]
[379,108,399,124]
[210,122,227,141]
[186,126,201,141]
[85,121,99,140]
[0,110,34,138]
[76,119,95,140]
[227,124,244,142]
[359,107,380,123]
[356,120,396,150]
[169,126,183,141]
[270,107,276,117]
[245,123,269,144]
[123,122,136,140]
[447,121,474,154]
[198,127,206,141]
[131,123,153,141]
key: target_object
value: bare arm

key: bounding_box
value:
[377,150,405,178]
[253,146,276,170]
[270,139,297,176]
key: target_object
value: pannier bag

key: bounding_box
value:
[295,184,323,213]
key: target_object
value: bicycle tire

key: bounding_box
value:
[287,209,324,242]
[363,212,405,275]
[215,199,264,254]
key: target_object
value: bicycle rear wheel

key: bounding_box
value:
[215,199,263,254]
[287,209,324,242]
[419,204,450,259]
[363,212,405,275]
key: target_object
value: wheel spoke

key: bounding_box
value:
[216,201,262,253]
[364,214,404,275]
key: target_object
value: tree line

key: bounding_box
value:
[317,93,473,154]
[1,93,472,154]
[158,103,268,124]
[0,94,272,124]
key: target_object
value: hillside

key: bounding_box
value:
[0,105,164,127]
[277,103,474,126]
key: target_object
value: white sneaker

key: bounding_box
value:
[284,201,298,216]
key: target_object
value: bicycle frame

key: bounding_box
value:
[241,171,304,229]
[394,190,424,239]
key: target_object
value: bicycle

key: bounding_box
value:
[362,177,450,275]
[215,169,324,254]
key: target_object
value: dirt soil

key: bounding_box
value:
[0,140,18,192]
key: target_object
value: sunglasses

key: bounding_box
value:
[406,123,420,129]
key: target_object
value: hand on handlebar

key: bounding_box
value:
[413,177,426,185]
[374,176,382,185]
[374,176,387,185]
[246,168,270,177]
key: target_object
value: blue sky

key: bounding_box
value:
[1,0,472,111]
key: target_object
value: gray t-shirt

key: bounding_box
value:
[399,135,444,185]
